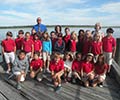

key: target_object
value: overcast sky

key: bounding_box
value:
[0,0,120,26]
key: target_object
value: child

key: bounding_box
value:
[55,25,62,37]
[15,30,24,54]
[50,31,57,51]
[33,33,42,53]
[102,28,116,73]
[30,52,43,82]
[92,54,108,87]
[30,29,36,40]
[49,52,64,92]
[63,52,73,82]
[76,29,85,53]
[63,27,71,51]
[22,32,34,61]
[54,33,65,55]
[72,53,82,84]
[90,33,102,63]
[82,30,92,58]
[42,32,52,72]
[81,53,94,87]
[12,50,29,89]
[1,31,16,73]
[68,31,78,56]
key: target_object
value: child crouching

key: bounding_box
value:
[30,52,43,82]
[49,52,64,92]
[12,50,29,90]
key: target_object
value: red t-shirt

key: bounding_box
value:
[22,39,34,53]
[90,41,102,55]
[102,36,116,52]
[81,61,94,74]
[70,40,76,52]
[2,39,16,52]
[63,35,71,44]
[15,37,24,50]
[33,40,42,52]
[94,63,108,75]
[49,59,64,73]
[82,39,91,55]
[72,60,82,72]
[30,59,43,71]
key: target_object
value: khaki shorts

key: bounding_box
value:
[4,52,15,64]
[43,52,50,61]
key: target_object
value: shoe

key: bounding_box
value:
[72,79,76,84]
[6,70,10,74]
[37,78,42,82]
[98,82,103,87]
[55,85,62,92]
[16,83,22,90]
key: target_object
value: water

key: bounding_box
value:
[0,26,119,62]
[0,26,120,39]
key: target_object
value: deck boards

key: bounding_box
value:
[0,63,120,100]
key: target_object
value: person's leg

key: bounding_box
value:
[107,53,112,73]
[43,52,47,72]
[30,71,36,78]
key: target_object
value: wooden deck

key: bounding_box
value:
[0,62,120,100]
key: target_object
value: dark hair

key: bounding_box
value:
[78,29,84,35]
[50,31,55,35]
[18,30,24,34]
[106,27,114,33]
[19,50,26,55]
[33,33,39,39]
[63,52,73,61]
[55,25,62,33]
[34,51,40,57]
[25,32,30,35]
[95,54,105,66]
[6,31,13,37]
[65,27,70,32]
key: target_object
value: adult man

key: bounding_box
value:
[33,17,47,38]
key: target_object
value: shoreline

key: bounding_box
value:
[0,25,120,29]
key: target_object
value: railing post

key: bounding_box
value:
[115,38,120,66]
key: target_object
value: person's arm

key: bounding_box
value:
[112,46,116,58]
[49,40,52,55]
[31,44,34,58]
[25,58,29,75]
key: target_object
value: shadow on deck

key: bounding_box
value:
[0,62,120,100]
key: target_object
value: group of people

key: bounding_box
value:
[1,17,116,92]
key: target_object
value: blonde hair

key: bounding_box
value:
[43,32,50,41]
[71,31,78,42]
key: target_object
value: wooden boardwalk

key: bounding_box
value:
[0,62,120,100]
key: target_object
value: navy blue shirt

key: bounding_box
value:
[33,24,47,33]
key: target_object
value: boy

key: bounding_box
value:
[12,50,29,89]
[1,31,16,73]
[30,52,43,82]
[22,32,34,61]
[49,52,64,92]
[102,28,116,73]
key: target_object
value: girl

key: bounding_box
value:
[31,29,36,40]
[82,30,93,58]
[92,54,108,87]
[90,33,103,63]
[76,29,85,53]
[63,27,71,51]
[55,25,62,37]
[63,52,73,82]
[68,31,78,57]
[1,31,16,73]
[81,53,94,87]
[72,53,82,84]
[33,33,42,53]
[12,50,29,89]
[42,32,52,72]
[22,32,34,61]
[49,52,64,92]
[54,33,65,55]
[30,52,43,82]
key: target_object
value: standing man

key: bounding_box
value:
[33,17,47,39]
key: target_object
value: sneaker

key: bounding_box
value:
[6,70,10,74]
[98,83,103,87]
[72,79,76,84]
[37,78,42,82]
[16,83,22,90]
[55,85,62,92]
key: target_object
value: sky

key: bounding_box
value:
[0,0,120,26]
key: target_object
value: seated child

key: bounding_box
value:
[12,50,29,90]
[49,52,64,92]
[30,52,43,82]
[92,54,108,87]
[81,53,95,87]
[63,52,73,82]
[72,52,82,84]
